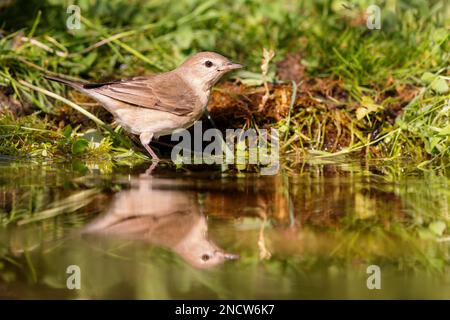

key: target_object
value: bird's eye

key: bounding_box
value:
[201,254,210,261]
[204,60,213,68]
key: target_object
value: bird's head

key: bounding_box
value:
[176,52,243,90]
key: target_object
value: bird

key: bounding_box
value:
[45,52,243,161]
[83,177,239,268]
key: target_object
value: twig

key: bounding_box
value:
[14,57,82,82]
[19,80,105,126]
[284,80,298,143]
[258,48,275,111]
[257,210,272,260]
[81,17,163,71]
[20,36,68,57]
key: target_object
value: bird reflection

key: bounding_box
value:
[84,178,238,268]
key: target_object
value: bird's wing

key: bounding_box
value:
[87,74,197,116]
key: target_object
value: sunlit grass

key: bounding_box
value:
[0,0,448,171]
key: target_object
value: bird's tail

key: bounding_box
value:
[44,75,85,91]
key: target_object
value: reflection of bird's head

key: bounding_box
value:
[174,215,239,269]
[85,178,239,269]
[185,246,239,269]
[176,52,243,89]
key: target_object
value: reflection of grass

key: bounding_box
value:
[0,160,449,297]
[0,0,448,170]
[283,161,450,273]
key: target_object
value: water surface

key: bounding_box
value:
[1,159,449,299]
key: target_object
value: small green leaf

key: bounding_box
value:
[301,58,318,68]
[429,221,446,236]
[72,159,88,173]
[72,138,89,155]
[175,27,194,50]
[356,107,369,120]
[418,228,434,240]
[278,124,288,133]
[421,72,436,84]
[82,129,104,143]
[425,137,441,153]
[356,96,383,120]
[361,96,382,113]
[432,28,448,43]
[437,124,450,136]
[431,77,449,94]
[62,125,73,138]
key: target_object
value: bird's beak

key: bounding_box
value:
[218,62,244,72]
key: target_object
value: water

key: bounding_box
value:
[1,159,450,299]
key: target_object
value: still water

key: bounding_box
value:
[1,159,450,299]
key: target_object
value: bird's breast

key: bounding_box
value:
[197,89,210,108]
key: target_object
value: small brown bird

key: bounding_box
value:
[45,52,243,160]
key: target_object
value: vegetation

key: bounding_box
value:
[0,1,450,298]
[0,0,448,169]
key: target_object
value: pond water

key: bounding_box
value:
[1,159,450,299]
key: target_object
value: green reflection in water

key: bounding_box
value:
[0,159,450,299]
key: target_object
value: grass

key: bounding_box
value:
[0,0,449,170]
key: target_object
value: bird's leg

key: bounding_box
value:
[144,161,158,175]
[139,132,160,161]
[139,132,159,176]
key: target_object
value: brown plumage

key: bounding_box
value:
[45,52,243,161]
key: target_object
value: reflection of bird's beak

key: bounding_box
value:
[218,62,244,72]
[222,252,240,260]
